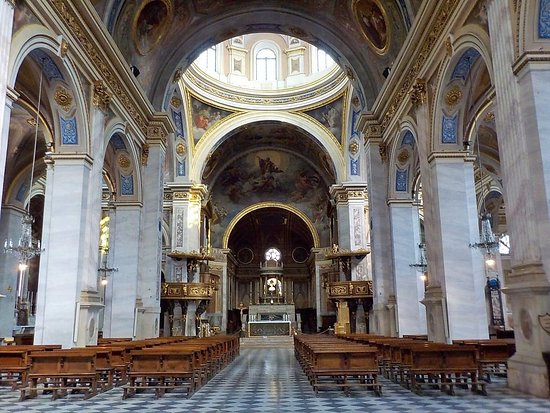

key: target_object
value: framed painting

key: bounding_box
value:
[353,0,390,54]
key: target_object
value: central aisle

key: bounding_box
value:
[1,340,550,412]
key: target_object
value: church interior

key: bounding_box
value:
[1,0,550,410]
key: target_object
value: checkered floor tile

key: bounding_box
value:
[1,347,549,412]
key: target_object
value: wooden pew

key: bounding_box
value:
[453,339,515,381]
[20,349,100,401]
[294,335,382,396]
[400,344,487,396]
[0,345,61,390]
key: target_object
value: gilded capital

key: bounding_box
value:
[92,80,111,112]
[410,79,427,107]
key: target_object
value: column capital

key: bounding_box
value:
[92,80,111,113]
[169,184,208,203]
[329,183,368,204]
[427,151,476,164]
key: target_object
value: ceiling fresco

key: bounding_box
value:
[96,0,415,109]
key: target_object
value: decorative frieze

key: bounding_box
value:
[161,282,213,300]
[410,79,427,107]
[327,281,373,299]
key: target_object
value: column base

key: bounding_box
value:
[508,354,550,397]
[421,285,448,343]
[371,302,395,336]
[77,291,104,347]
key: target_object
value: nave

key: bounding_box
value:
[1,338,549,413]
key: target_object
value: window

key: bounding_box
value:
[499,234,510,255]
[196,45,217,73]
[265,247,281,261]
[256,48,277,81]
[312,46,335,73]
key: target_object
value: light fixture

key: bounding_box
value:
[4,59,45,301]
[409,243,428,273]
[462,55,500,264]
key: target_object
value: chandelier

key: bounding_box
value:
[3,60,45,298]
[409,243,428,283]
[462,54,499,267]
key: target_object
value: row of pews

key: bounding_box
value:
[295,333,515,397]
[294,335,382,396]
[0,335,239,401]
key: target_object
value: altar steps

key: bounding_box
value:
[240,336,294,348]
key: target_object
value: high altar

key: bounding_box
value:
[246,250,296,336]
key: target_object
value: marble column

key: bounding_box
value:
[34,155,99,348]
[170,184,207,336]
[425,154,488,341]
[487,0,550,397]
[0,0,15,222]
[103,203,141,338]
[388,200,427,336]
[0,206,24,338]
[136,136,166,339]
[365,137,395,336]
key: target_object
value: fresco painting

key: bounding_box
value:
[134,0,171,55]
[305,98,343,144]
[190,97,232,145]
[355,0,389,53]
[209,149,330,247]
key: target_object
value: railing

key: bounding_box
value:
[327,280,373,299]
[161,282,214,300]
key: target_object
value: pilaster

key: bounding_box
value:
[487,0,550,396]
[388,200,427,336]
[0,0,14,221]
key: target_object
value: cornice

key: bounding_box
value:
[363,0,463,136]
[40,1,166,143]
[427,151,476,163]
[183,65,349,111]
[512,51,550,76]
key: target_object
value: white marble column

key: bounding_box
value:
[486,0,550,397]
[0,0,15,222]
[103,204,141,338]
[136,137,165,339]
[34,155,97,348]
[388,200,427,336]
[0,206,24,338]
[426,155,488,341]
[365,137,396,336]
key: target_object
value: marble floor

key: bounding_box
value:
[1,345,550,413]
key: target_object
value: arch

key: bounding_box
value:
[103,119,143,202]
[222,202,320,248]
[388,125,420,200]
[190,111,345,183]
[432,30,494,153]
[9,25,91,154]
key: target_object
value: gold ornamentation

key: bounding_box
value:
[92,80,111,112]
[26,118,37,127]
[176,143,186,156]
[445,84,462,107]
[484,111,495,122]
[170,96,182,108]
[173,67,183,83]
[327,281,373,298]
[445,38,453,57]
[141,143,149,166]
[118,154,131,169]
[163,193,173,200]
[410,79,427,106]
[54,86,72,111]
[351,96,360,107]
[60,39,69,57]
[397,149,409,164]
[381,0,461,131]
[50,0,148,133]
[345,66,355,81]
[349,141,360,155]
[379,142,387,162]
[147,123,167,144]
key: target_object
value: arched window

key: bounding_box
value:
[197,45,217,72]
[312,46,334,72]
[264,247,281,262]
[256,48,277,81]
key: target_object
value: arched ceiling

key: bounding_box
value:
[202,121,336,188]
[227,206,314,264]
[93,0,416,109]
